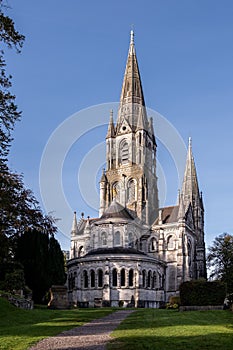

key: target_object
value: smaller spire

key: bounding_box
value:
[148,117,156,144]
[71,211,78,235]
[178,193,185,220]
[181,138,200,209]
[106,109,115,138]
[100,168,107,182]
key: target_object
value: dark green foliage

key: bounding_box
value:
[180,280,226,306]
[1,269,25,292]
[0,0,25,163]
[0,2,66,304]
[207,233,233,294]
[15,230,66,303]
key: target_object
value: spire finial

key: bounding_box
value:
[130,29,134,45]
[188,136,192,148]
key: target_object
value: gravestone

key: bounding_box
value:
[48,285,69,309]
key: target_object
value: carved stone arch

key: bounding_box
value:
[147,270,152,288]
[90,269,95,288]
[114,231,121,246]
[120,268,126,287]
[78,245,84,257]
[112,268,118,287]
[142,269,146,288]
[152,271,157,289]
[128,231,136,248]
[167,234,175,250]
[83,270,88,288]
[97,268,103,287]
[128,269,134,287]
[119,138,129,165]
[112,181,120,202]
[127,178,136,203]
[149,237,158,252]
[101,231,107,246]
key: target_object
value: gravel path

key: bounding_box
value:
[29,310,134,350]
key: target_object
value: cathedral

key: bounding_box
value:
[67,31,207,308]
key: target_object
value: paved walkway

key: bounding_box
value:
[29,310,134,350]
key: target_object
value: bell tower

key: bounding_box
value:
[99,31,159,225]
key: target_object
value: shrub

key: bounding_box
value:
[166,296,180,309]
[180,280,226,306]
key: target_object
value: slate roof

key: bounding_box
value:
[85,247,146,256]
[100,199,134,220]
[153,205,179,225]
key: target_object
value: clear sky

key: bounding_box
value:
[5,0,233,251]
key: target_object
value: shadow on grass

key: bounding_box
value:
[108,333,233,350]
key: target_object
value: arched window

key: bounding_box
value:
[129,269,134,287]
[128,232,134,248]
[142,270,146,288]
[121,269,125,287]
[147,270,152,288]
[101,232,107,246]
[152,272,156,289]
[98,270,103,288]
[83,270,88,288]
[127,179,136,203]
[150,238,157,252]
[120,140,129,164]
[139,132,142,145]
[112,182,120,202]
[114,231,121,246]
[167,235,175,250]
[78,246,84,257]
[112,268,117,287]
[90,270,95,288]
[188,241,192,266]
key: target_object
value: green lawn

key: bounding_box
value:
[0,297,115,350]
[1,297,233,350]
[108,309,233,350]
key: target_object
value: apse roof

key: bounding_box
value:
[100,199,134,220]
[85,247,146,256]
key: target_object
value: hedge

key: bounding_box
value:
[180,280,226,306]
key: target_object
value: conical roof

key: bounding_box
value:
[116,30,148,133]
[100,198,134,220]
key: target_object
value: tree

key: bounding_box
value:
[0,0,25,164]
[207,233,233,294]
[0,3,66,301]
[15,230,66,303]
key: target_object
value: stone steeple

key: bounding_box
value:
[101,31,159,224]
[116,30,148,134]
[181,137,200,209]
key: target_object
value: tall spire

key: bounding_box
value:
[120,30,145,107]
[116,30,147,133]
[181,137,200,209]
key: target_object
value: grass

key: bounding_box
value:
[108,309,233,350]
[0,297,115,350]
[1,297,233,350]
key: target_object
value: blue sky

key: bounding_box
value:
[5,0,233,251]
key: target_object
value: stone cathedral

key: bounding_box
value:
[67,32,206,308]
